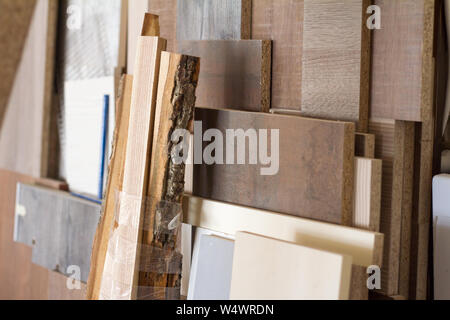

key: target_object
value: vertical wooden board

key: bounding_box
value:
[177,40,271,112]
[193,108,355,225]
[177,0,251,41]
[371,0,435,122]
[99,36,166,300]
[301,0,370,131]
[127,0,149,74]
[355,133,376,158]
[353,158,382,233]
[148,0,177,51]
[230,232,353,300]
[87,75,133,300]
[0,0,36,132]
[252,0,303,111]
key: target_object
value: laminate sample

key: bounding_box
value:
[230,232,353,300]
[371,0,436,122]
[177,40,271,112]
[183,196,384,268]
[301,0,371,131]
[177,0,251,41]
[252,0,303,110]
[193,107,355,225]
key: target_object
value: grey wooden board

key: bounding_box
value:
[188,231,235,300]
[176,0,249,41]
[14,183,101,283]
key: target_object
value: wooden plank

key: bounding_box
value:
[0,0,56,177]
[99,35,166,300]
[252,0,303,111]
[0,0,36,133]
[353,158,382,233]
[356,133,376,158]
[86,74,133,300]
[177,40,271,112]
[127,0,149,74]
[137,52,200,300]
[148,0,177,51]
[176,0,251,41]
[301,0,370,132]
[230,232,352,300]
[193,108,355,225]
[14,184,101,283]
[183,196,384,267]
[371,0,436,122]
[0,169,86,300]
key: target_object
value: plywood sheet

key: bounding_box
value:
[193,108,355,225]
[301,0,370,131]
[177,0,251,41]
[177,40,271,112]
[371,0,436,122]
[252,0,303,111]
[230,232,352,300]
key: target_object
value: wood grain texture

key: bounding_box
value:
[369,120,415,296]
[99,36,166,300]
[230,232,352,300]
[148,0,177,51]
[177,0,251,41]
[177,40,271,112]
[0,170,86,300]
[86,75,133,300]
[138,52,200,300]
[371,0,436,122]
[252,0,303,111]
[0,0,55,177]
[301,0,370,131]
[127,0,149,74]
[15,184,101,283]
[193,108,355,225]
[183,196,384,267]
[0,0,36,133]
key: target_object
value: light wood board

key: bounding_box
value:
[230,232,353,300]
[177,40,271,112]
[193,108,355,225]
[301,0,370,132]
[183,196,384,267]
[176,0,251,41]
[127,0,149,74]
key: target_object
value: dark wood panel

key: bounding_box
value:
[193,108,355,225]
[177,40,271,112]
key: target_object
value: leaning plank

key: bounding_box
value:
[15,183,101,283]
[127,0,149,74]
[230,232,353,300]
[177,40,271,112]
[99,36,166,300]
[86,75,133,300]
[301,0,370,132]
[371,0,436,122]
[193,107,355,225]
[177,0,251,41]
[148,0,177,51]
[252,0,303,111]
[137,52,200,300]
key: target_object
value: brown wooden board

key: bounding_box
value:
[301,0,370,132]
[193,108,355,225]
[176,0,251,41]
[251,0,303,111]
[148,0,177,51]
[356,133,376,158]
[371,0,436,122]
[177,40,271,112]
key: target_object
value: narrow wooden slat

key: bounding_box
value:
[355,133,376,158]
[148,0,177,51]
[177,40,271,112]
[301,0,371,131]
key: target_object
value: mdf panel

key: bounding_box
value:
[193,108,355,225]
[177,40,271,112]
[252,0,303,111]
[230,232,353,300]
[301,0,370,131]
[177,0,251,41]
[371,0,435,122]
